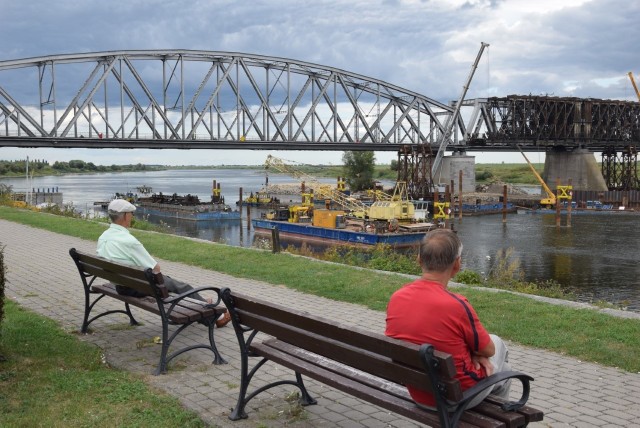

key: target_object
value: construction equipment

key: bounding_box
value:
[431,42,489,181]
[517,146,556,208]
[265,155,368,217]
[264,155,414,222]
[628,72,640,101]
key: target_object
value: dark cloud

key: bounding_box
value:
[1,0,638,103]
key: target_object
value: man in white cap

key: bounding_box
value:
[97,198,231,328]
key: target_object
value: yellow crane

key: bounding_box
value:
[517,146,556,208]
[263,155,414,222]
[264,155,368,217]
[628,72,640,101]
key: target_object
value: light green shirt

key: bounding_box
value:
[97,223,157,269]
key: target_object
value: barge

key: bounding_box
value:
[252,208,436,248]
[136,192,240,221]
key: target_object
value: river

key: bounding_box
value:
[2,169,639,311]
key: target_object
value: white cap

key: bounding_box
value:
[108,199,136,213]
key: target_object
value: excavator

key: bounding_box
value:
[517,146,556,208]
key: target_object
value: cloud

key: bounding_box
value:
[0,0,638,165]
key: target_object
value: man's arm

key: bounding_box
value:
[472,339,496,376]
[475,339,495,358]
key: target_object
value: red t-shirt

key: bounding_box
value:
[385,278,491,407]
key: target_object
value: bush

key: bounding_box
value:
[455,269,483,285]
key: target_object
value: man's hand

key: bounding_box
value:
[472,355,494,376]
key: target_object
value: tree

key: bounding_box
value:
[342,151,375,191]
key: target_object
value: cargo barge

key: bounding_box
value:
[252,208,436,248]
[136,192,240,221]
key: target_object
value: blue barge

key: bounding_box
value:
[252,218,430,248]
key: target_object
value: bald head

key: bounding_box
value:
[418,229,463,273]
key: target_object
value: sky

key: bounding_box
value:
[0,0,638,166]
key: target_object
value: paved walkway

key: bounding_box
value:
[2,219,640,427]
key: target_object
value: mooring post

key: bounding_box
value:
[566,178,572,227]
[271,226,280,253]
[238,187,243,208]
[246,204,251,230]
[458,170,463,221]
[555,178,561,228]
[503,184,508,223]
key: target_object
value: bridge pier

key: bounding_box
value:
[438,153,476,193]
[542,148,607,191]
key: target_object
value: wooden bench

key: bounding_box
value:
[219,288,543,428]
[69,248,227,375]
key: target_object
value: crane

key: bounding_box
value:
[628,72,640,101]
[264,155,368,217]
[431,42,489,181]
[516,146,556,208]
[264,155,415,222]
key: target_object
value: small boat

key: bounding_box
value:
[253,208,436,248]
[136,192,240,221]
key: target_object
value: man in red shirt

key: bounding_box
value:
[385,229,511,409]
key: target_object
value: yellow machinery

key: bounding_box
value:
[313,209,346,228]
[264,155,414,222]
[628,72,640,101]
[367,181,415,222]
[517,146,556,208]
[265,155,368,217]
[288,205,311,223]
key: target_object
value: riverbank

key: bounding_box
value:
[0,206,638,370]
[2,217,639,427]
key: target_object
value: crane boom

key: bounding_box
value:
[516,146,556,207]
[628,72,640,101]
[431,42,489,179]
[264,155,368,215]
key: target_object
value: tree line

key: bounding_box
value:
[0,159,162,176]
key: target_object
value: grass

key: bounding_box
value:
[475,162,545,185]
[1,205,640,374]
[0,300,204,428]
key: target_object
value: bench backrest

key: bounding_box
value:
[69,248,168,299]
[221,288,464,402]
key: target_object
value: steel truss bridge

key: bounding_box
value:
[0,51,639,189]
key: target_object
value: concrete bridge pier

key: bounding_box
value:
[542,148,607,191]
[438,152,476,193]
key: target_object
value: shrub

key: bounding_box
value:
[455,269,483,285]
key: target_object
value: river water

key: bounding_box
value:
[3,169,639,311]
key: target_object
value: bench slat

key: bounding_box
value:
[263,339,462,402]
[241,310,463,402]
[261,339,505,428]
[92,283,218,324]
[251,341,482,428]
[232,292,457,377]
[471,401,525,428]
[484,396,544,424]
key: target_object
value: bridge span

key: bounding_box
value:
[1,50,639,191]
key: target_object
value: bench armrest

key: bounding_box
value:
[163,286,224,307]
[458,370,533,412]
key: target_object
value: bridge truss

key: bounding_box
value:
[468,95,640,190]
[3,52,640,190]
[0,50,468,151]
